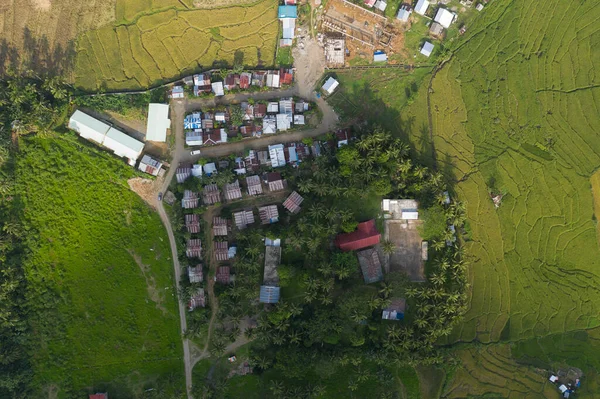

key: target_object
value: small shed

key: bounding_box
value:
[414,0,429,15]
[429,21,444,36]
[373,51,388,62]
[420,41,434,57]
[322,77,339,95]
[382,298,406,320]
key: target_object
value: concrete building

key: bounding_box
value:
[414,0,429,15]
[434,7,455,28]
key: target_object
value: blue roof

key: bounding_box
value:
[278,5,297,18]
[260,285,280,303]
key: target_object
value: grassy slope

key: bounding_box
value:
[427,0,600,343]
[17,134,183,398]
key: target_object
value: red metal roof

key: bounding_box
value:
[89,394,108,399]
[335,220,381,251]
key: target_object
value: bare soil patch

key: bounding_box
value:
[128,177,163,210]
[385,220,425,282]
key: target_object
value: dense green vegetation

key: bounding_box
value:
[0,74,184,398]
[73,87,168,120]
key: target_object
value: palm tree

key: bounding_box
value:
[351,310,366,324]
[270,380,284,396]
[430,272,446,286]
[381,240,396,255]
[379,282,393,298]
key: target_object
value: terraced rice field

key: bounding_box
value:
[74,0,279,91]
[428,0,600,344]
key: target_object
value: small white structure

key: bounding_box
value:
[382,199,419,220]
[267,102,279,113]
[434,8,455,28]
[476,3,484,11]
[203,162,217,176]
[268,144,286,168]
[170,86,184,99]
[397,5,412,22]
[138,154,163,176]
[420,41,434,57]
[414,0,429,15]
[192,164,203,177]
[146,103,170,142]
[549,375,558,383]
[374,0,387,11]
[293,114,305,125]
[263,116,277,134]
[374,51,388,62]
[558,385,568,394]
[276,114,292,131]
[322,77,339,95]
[212,82,224,96]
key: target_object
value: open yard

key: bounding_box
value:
[17,133,183,398]
[73,0,279,91]
[385,220,425,282]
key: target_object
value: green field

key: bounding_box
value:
[74,0,279,91]
[17,134,183,398]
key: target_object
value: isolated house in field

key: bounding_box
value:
[357,248,383,284]
[202,184,221,205]
[188,288,205,310]
[414,0,429,15]
[170,86,184,99]
[215,265,231,283]
[434,7,455,28]
[188,265,203,283]
[213,216,229,236]
[258,205,279,224]
[335,219,381,251]
[182,190,199,209]
[138,154,163,176]
[191,164,202,178]
[420,41,434,57]
[176,164,192,183]
[146,103,170,142]
[382,298,406,320]
[212,81,224,96]
[397,4,412,22]
[186,239,202,258]
[283,191,304,214]
[185,214,201,233]
[266,172,285,191]
[246,175,263,196]
[223,180,243,201]
[214,243,230,263]
[234,210,255,229]
[322,77,339,95]
[268,145,286,168]
[68,110,144,166]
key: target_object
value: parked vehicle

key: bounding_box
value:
[158,192,163,201]
[191,150,201,155]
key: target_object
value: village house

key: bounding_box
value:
[374,50,388,63]
[215,265,231,283]
[201,129,228,146]
[268,145,286,168]
[194,73,211,88]
[188,288,205,311]
[241,102,254,121]
[263,116,277,135]
[186,131,203,146]
[240,124,259,137]
[335,219,381,251]
[293,114,305,125]
[295,101,309,113]
[421,41,434,57]
[246,175,263,196]
[182,190,199,209]
[212,216,229,236]
[186,239,202,258]
[184,113,202,129]
[252,71,267,87]
[138,154,163,176]
[276,113,292,131]
[364,0,376,7]
[254,103,267,118]
[234,157,246,175]
[374,0,387,12]
[188,265,203,283]
[284,144,300,165]
[203,162,217,176]
[234,210,255,229]
[185,214,201,233]
[382,199,419,220]
[397,4,412,22]
[434,7,456,28]
[224,74,239,90]
[382,298,406,320]
[283,191,304,214]
[212,81,224,96]
[322,77,339,95]
[223,180,243,201]
[260,245,281,303]
[257,150,270,166]
[214,242,230,263]
[183,76,194,86]
[259,205,279,224]
[429,21,445,37]
[202,183,221,205]
[336,129,351,147]
[214,111,227,122]
[202,117,214,130]
[280,69,294,85]
[266,70,281,88]
[357,248,383,284]
[239,72,252,89]
[170,86,184,99]
[265,172,286,191]
[414,0,429,15]
[278,5,297,48]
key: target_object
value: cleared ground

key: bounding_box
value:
[385,220,425,282]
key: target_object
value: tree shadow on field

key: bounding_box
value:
[0,27,76,76]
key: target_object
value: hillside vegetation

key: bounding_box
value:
[74,0,279,91]
[422,0,600,344]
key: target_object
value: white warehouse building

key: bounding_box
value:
[68,110,144,166]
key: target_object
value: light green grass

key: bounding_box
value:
[17,134,183,398]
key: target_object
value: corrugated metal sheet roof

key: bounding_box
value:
[259,285,280,303]
[146,103,170,142]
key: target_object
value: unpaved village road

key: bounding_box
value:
[155,36,335,398]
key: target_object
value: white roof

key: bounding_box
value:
[401,211,419,220]
[203,162,217,175]
[294,114,305,125]
[322,77,339,94]
[374,52,388,62]
[212,82,224,96]
[219,128,228,143]
[421,41,434,57]
[397,8,411,21]
[192,164,203,177]
[103,127,144,165]
[434,8,455,28]
[276,114,291,131]
[267,102,279,113]
[268,144,286,168]
[282,18,296,39]
[68,110,110,144]
[559,385,568,393]
[414,0,429,15]
[146,103,170,142]
[374,0,387,11]
[263,116,277,134]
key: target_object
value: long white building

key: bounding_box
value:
[68,110,144,166]
[146,103,170,142]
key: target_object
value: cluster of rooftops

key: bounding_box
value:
[170,69,294,99]
[183,98,310,146]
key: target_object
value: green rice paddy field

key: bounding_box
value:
[74,0,279,91]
